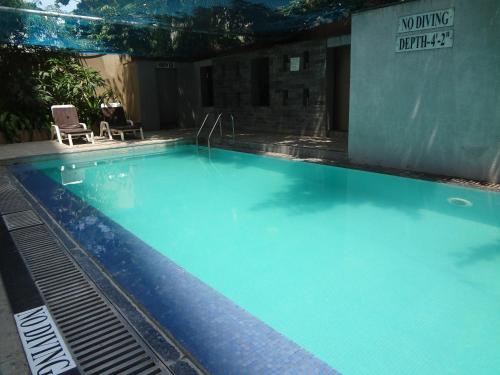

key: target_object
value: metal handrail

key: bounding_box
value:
[230,114,235,141]
[196,113,212,148]
[198,112,236,156]
[207,113,223,155]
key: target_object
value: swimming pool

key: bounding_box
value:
[12,145,500,374]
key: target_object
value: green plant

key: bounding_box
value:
[0,45,117,142]
[37,57,115,131]
[0,111,31,142]
[37,56,117,131]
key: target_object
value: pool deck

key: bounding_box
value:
[0,129,348,163]
[0,272,29,374]
[214,131,349,162]
[0,129,196,163]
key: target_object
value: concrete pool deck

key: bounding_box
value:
[0,129,349,163]
[0,129,197,163]
[0,273,29,374]
[213,131,349,162]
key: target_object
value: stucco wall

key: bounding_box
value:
[81,54,141,124]
[349,0,500,183]
[131,60,208,130]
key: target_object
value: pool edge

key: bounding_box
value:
[10,163,341,375]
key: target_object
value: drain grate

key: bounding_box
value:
[9,224,169,375]
[0,184,32,214]
[2,210,43,231]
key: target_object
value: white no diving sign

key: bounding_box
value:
[15,306,76,375]
[396,8,454,52]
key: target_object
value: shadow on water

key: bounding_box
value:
[31,144,500,227]
[250,167,427,219]
[205,147,428,219]
[199,148,500,227]
[454,238,500,267]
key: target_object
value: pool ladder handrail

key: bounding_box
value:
[196,112,212,148]
[207,113,223,156]
[197,112,235,155]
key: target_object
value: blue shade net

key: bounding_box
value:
[0,0,355,58]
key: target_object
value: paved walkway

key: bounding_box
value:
[0,275,29,375]
[220,131,347,152]
[0,129,196,163]
[212,131,349,163]
[0,129,347,163]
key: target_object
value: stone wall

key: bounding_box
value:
[87,40,334,136]
[204,40,328,136]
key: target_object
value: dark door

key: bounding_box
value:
[156,68,178,129]
[251,57,270,106]
[327,45,351,133]
[200,66,214,107]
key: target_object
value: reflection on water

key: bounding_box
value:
[60,164,85,185]
[58,160,135,210]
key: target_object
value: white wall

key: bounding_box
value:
[349,0,500,182]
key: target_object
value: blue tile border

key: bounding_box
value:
[8,171,200,374]
[11,163,339,375]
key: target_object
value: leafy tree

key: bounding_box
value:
[37,56,116,130]
[0,45,116,142]
[0,44,54,141]
[1,0,407,58]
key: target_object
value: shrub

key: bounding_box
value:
[0,45,116,142]
[37,56,116,132]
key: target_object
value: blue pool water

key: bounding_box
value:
[27,145,500,374]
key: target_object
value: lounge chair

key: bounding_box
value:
[50,105,95,147]
[100,103,144,141]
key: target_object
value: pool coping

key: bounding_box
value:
[10,162,340,375]
[213,142,500,193]
[0,137,194,166]
[2,135,499,192]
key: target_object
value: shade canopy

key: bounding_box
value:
[0,0,394,58]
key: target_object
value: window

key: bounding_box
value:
[200,66,214,107]
[221,63,226,78]
[235,92,241,107]
[303,51,310,70]
[251,57,270,106]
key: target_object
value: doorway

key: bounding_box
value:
[156,68,178,129]
[327,45,351,136]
